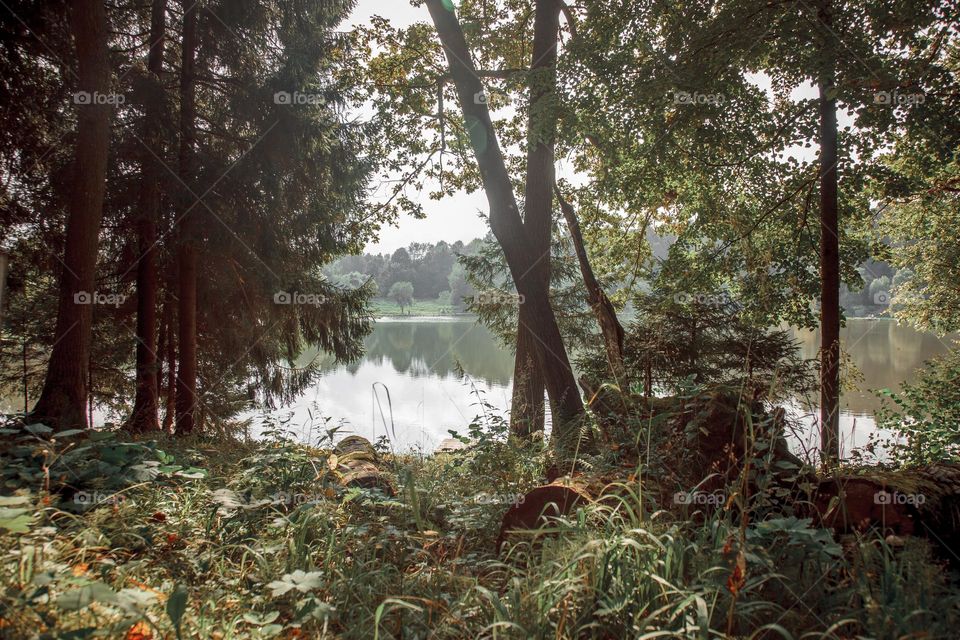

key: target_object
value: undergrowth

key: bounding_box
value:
[1,408,959,639]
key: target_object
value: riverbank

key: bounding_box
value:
[368,297,473,317]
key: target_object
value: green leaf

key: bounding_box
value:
[54,429,86,438]
[0,508,34,533]
[24,423,53,435]
[267,570,324,597]
[57,581,118,611]
[175,467,207,479]
[243,611,280,626]
[166,583,189,639]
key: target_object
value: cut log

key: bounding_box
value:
[496,478,591,551]
[334,435,393,495]
[812,477,916,536]
[335,435,379,461]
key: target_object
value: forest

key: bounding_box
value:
[0,0,959,638]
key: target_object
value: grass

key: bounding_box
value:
[2,402,960,639]
[367,298,469,317]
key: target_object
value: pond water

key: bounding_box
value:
[4,317,951,456]
[260,317,956,457]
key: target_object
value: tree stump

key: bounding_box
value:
[496,478,591,551]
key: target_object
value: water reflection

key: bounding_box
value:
[276,318,954,455]
[265,318,516,449]
[786,319,956,458]
[789,320,955,416]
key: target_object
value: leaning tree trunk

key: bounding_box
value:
[174,0,199,435]
[127,0,167,433]
[426,0,585,441]
[554,185,626,384]
[30,0,111,431]
[509,0,562,439]
[818,0,840,464]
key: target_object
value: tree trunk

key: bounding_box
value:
[818,0,841,464]
[425,0,585,441]
[0,251,8,331]
[554,185,626,384]
[162,298,176,432]
[509,0,562,439]
[30,0,111,431]
[174,0,198,435]
[511,315,546,437]
[127,0,167,433]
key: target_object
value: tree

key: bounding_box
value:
[875,35,960,335]
[424,0,585,442]
[174,0,198,435]
[388,281,414,313]
[126,0,167,433]
[1,0,379,431]
[567,0,946,463]
[447,262,475,312]
[30,0,112,430]
[555,184,626,384]
[817,0,841,463]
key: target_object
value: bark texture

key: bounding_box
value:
[30,0,112,430]
[127,0,167,433]
[554,185,626,384]
[175,0,199,435]
[818,0,841,463]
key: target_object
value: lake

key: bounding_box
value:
[259,317,957,457]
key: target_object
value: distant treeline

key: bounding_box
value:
[327,234,899,318]
[325,239,484,311]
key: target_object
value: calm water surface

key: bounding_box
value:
[5,317,949,455]
[262,318,956,455]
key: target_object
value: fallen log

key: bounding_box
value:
[334,435,394,496]
[810,463,960,549]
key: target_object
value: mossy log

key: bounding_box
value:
[810,463,960,548]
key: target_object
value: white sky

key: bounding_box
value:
[348,1,490,254]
